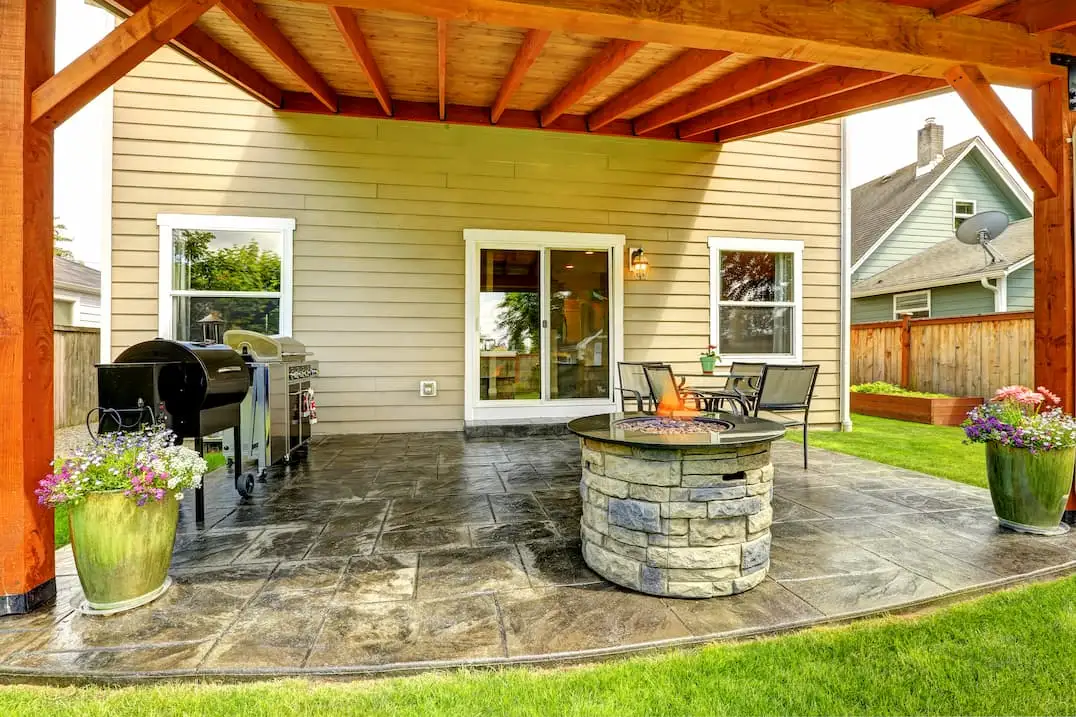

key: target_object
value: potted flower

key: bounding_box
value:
[36,424,207,614]
[699,345,719,374]
[962,385,1076,536]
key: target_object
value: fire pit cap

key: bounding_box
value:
[567,411,787,448]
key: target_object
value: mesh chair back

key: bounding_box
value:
[617,362,661,411]
[725,362,765,392]
[755,364,819,411]
[642,364,682,411]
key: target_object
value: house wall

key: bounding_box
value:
[109,49,844,434]
[854,154,1030,281]
[1006,262,1034,311]
[851,280,998,324]
[54,289,101,328]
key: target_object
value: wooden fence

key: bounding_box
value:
[54,325,99,428]
[851,312,1033,398]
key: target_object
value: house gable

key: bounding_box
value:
[853,148,1030,282]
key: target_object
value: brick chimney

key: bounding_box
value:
[916,117,944,176]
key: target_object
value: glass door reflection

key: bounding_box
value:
[548,250,610,400]
[478,249,541,401]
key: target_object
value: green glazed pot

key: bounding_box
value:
[68,490,180,613]
[985,443,1074,535]
[699,355,717,374]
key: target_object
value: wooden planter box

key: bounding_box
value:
[850,392,983,426]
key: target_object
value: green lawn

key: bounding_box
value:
[790,413,986,488]
[1,574,1074,715]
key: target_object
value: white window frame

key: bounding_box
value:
[156,214,295,339]
[707,237,804,364]
[463,229,625,422]
[953,199,977,230]
[893,289,931,319]
[54,292,81,327]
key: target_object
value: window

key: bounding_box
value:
[157,215,294,340]
[954,200,976,230]
[708,237,803,363]
[893,290,930,319]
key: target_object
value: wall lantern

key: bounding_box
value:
[629,248,650,280]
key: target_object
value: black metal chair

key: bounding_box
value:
[751,364,820,469]
[642,364,707,411]
[701,361,765,414]
[616,362,663,412]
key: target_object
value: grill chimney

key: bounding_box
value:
[916,117,944,175]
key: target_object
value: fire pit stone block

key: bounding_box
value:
[578,436,774,598]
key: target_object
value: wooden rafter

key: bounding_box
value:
[985,0,1076,32]
[717,75,948,143]
[295,0,1076,86]
[31,0,219,130]
[931,0,1011,19]
[437,19,448,120]
[945,64,1058,197]
[491,29,550,124]
[221,0,337,112]
[99,0,282,107]
[677,67,891,139]
[633,59,819,136]
[586,49,731,131]
[328,7,391,115]
[540,38,645,127]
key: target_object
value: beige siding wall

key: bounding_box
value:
[111,49,843,434]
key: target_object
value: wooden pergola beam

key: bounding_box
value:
[491,29,550,124]
[98,0,282,107]
[31,0,219,130]
[328,7,391,115]
[716,75,949,143]
[678,67,891,139]
[297,0,1076,86]
[944,64,1058,197]
[540,38,645,127]
[633,58,819,136]
[985,0,1076,32]
[587,48,731,131]
[437,19,448,120]
[221,0,337,112]
[931,0,1011,20]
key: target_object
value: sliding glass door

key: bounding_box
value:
[465,231,623,420]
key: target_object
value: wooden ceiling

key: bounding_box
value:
[95,0,1076,146]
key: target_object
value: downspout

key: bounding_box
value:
[839,119,853,431]
[980,275,1006,313]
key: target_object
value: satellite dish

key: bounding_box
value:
[956,210,1009,264]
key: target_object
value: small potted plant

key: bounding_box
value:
[36,424,207,614]
[962,385,1076,535]
[699,345,719,374]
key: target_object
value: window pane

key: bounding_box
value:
[954,201,975,215]
[172,228,282,292]
[718,305,793,355]
[549,250,610,400]
[720,251,795,302]
[478,249,541,401]
[173,296,280,342]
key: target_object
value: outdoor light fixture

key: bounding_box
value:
[1051,54,1076,110]
[629,248,650,280]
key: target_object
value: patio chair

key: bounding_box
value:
[616,362,663,412]
[752,364,820,469]
[701,361,765,414]
[642,364,707,412]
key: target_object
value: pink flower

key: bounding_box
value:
[1037,386,1062,405]
[993,385,1031,402]
[1015,391,1045,406]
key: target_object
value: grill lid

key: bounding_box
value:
[114,338,249,410]
[223,329,311,363]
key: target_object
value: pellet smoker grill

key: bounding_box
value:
[96,338,253,522]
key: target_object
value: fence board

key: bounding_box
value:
[852,312,1032,398]
[54,326,99,428]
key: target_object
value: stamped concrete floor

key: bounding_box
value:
[2,433,1075,680]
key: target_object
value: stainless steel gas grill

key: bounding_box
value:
[221,330,319,479]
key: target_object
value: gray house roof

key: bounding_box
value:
[852,217,1033,297]
[54,256,101,295]
[851,138,976,265]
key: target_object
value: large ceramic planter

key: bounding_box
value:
[68,490,180,614]
[985,443,1074,535]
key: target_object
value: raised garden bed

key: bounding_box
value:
[850,384,982,426]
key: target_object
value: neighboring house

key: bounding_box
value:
[850,119,1032,323]
[54,256,101,328]
[99,46,847,434]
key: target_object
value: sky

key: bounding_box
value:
[52,1,1035,268]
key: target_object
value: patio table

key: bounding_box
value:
[675,372,757,413]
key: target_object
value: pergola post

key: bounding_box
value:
[1031,77,1076,522]
[0,0,57,615]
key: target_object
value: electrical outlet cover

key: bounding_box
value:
[419,380,438,397]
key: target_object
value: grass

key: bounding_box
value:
[850,381,950,399]
[0,574,1074,715]
[790,413,986,488]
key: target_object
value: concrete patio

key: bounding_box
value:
[1,433,1074,681]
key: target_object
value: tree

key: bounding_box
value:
[497,292,539,352]
[53,221,74,259]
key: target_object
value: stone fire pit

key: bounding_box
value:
[567,411,787,598]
